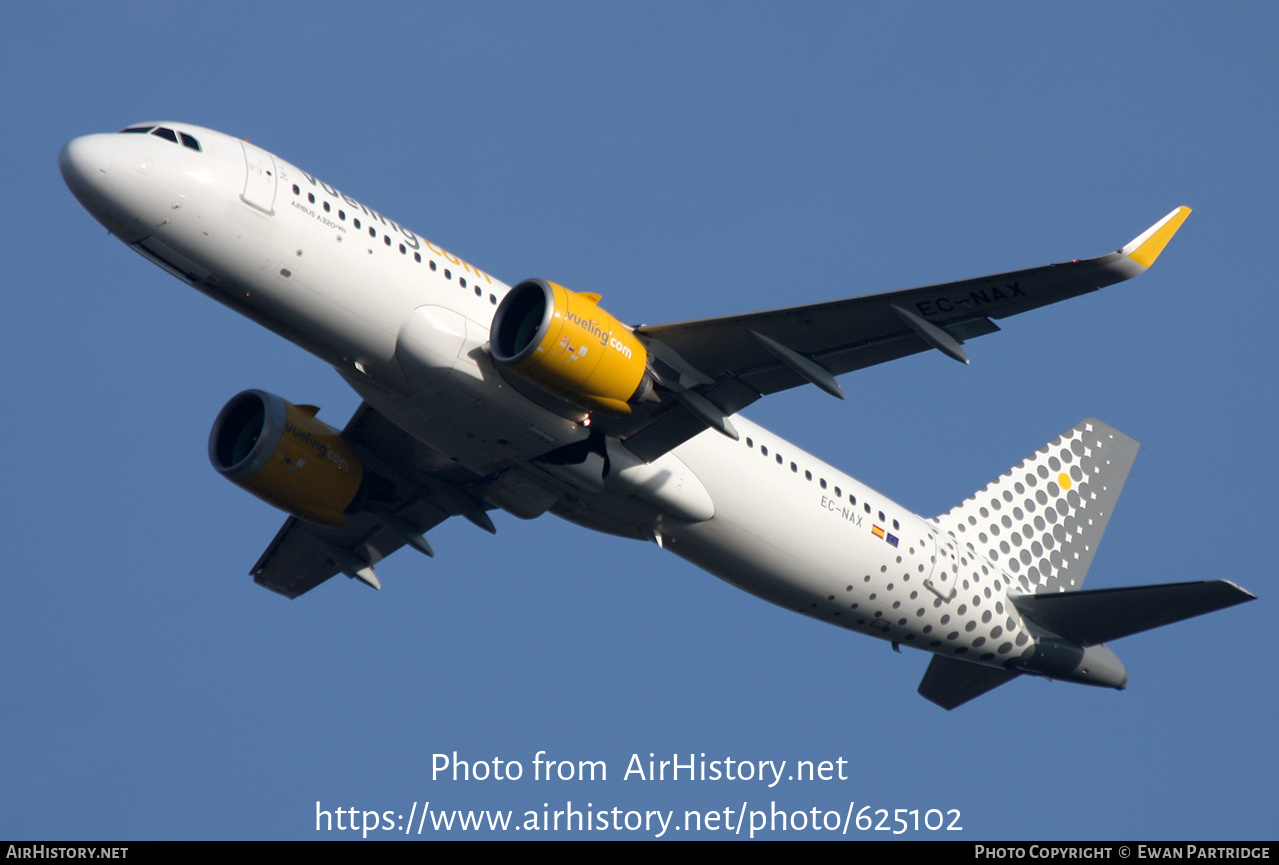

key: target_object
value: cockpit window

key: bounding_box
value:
[122,125,201,151]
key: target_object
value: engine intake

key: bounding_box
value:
[491,279,650,414]
[209,390,364,527]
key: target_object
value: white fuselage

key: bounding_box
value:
[61,123,1033,668]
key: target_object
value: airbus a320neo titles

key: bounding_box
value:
[61,123,1254,708]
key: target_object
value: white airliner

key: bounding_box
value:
[60,123,1254,708]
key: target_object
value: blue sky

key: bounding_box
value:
[3,2,1275,840]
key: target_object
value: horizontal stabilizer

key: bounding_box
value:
[1011,580,1255,646]
[918,654,1021,710]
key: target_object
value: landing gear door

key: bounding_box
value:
[240,140,278,215]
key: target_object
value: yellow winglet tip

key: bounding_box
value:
[1122,205,1192,269]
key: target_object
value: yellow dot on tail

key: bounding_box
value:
[1058,473,1071,490]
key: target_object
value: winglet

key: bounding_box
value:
[1119,206,1191,269]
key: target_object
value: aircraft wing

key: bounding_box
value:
[619,208,1190,461]
[250,403,497,598]
[251,509,442,598]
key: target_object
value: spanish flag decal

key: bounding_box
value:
[872,525,885,539]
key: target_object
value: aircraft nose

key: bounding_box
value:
[59,133,117,203]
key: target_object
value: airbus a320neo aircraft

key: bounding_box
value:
[61,123,1254,708]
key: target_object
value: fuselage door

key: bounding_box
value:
[923,530,959,602]
[240,140,278,215]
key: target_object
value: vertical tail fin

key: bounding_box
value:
[932,419,1140,595]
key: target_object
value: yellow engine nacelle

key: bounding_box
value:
[208,390,364,527]
[490,279,650,415]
